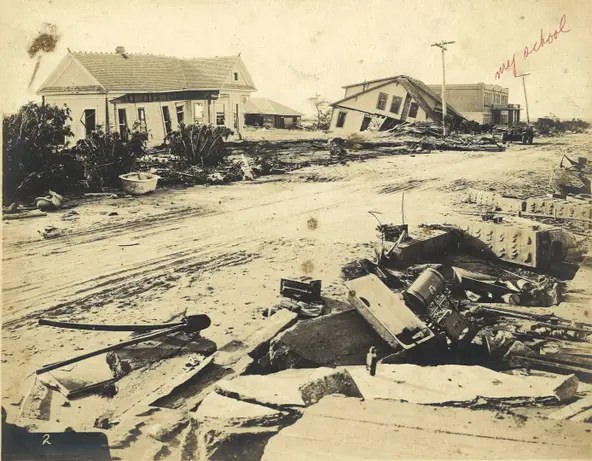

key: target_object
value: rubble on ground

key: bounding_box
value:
[6,136,592,461]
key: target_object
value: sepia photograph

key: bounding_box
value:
[1,0,592,459]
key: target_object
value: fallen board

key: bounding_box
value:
[262,396,592,460]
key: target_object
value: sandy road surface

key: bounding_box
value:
[2,133,590,420]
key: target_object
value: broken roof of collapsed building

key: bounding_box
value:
[331,74,466,123]
[37,51,257,94]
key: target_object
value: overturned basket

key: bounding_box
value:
[119,172,160,195]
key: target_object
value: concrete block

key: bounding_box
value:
[525,197,592,228]
[385,227,458,268]
[215,368,361,409]
[199,425,279,461]
[466,188,524,212]
[346,364,578,404]
[457,218,571,269]
[299,369,361,406]
[193,392,290,427]
[262,396,592,461]
[268,310,392,369]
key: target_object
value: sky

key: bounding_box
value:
[1,0,591,119]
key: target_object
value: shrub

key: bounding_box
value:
[73,127,143,190]
[2,102,74,201]
[167,124,233,168]
[534,116,590,135]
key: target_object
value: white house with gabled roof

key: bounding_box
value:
[37,48,257,145]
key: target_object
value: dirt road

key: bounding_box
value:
[2,133,590,420]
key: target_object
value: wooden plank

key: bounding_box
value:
[263,396,592,460]
[549,395,592,422]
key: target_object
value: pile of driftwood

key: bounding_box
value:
[385,121,505,152]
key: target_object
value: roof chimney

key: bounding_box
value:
[115,46,128,58]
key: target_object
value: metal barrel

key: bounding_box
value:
[403,267,446,312]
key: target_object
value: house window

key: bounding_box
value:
[118,108,128,140]
[336,111,347,128]
[137,108,147,131]
[162,106,172,134]
[408,102,419,119]
[176,104,185,125]
[376,92,388,111]
[390,96,402,114]
[194,103,204,123]
[233,72,239,81]
[83,109,96,138]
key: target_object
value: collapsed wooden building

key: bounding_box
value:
[329,75,466,133]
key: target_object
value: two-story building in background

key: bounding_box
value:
[329,75,465,133]
[37,48,256,146]
[427,83,521,125]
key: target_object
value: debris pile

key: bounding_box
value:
[383,121,506,152]
[8,157,592,461]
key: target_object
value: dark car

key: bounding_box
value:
[502,126,534,144]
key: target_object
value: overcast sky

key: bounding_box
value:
[1,0,591,119]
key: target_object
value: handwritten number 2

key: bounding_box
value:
[42,434,51,445]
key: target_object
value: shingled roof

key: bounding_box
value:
[245,98,303,116]
[38,52,256,94]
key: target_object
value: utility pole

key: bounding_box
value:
[516,73,531,125]
[431,40,455,137]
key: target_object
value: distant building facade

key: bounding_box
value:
[37,49,256,146]
[244,98,303,128]
[329,75,465,133]
[427,83,521,125]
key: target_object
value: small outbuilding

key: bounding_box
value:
[244,98,303,129]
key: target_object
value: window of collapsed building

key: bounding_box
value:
[390,96,402,114]
[137,108,147,131]
[162,106,172,135]
[408,102,419,119]
[376,92,388,111]
[83,109,96,138]
[336,111,347,128]
[117,108,128,140]
[176,104,185,126]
